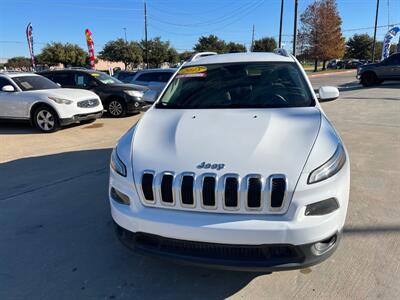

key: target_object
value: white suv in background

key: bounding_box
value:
[109,51,350,271]
[0,72,103,132]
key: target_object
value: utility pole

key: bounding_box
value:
[292,0,298,56]
[251,24,255,52]
[144,1,149,69]
[278,0,284,48]
[123,27,127,43]
[372,0,380,62]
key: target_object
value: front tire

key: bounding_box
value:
[33,106,60,133]
[107,99,126,118]
[361,72,378,87]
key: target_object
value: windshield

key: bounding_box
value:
[90,72,122,85]
[156,62,314,109]
[13,75,60,91]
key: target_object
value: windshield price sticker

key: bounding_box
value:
[176,73,207,78]
[178,66,207,75]
[90,73,100,77]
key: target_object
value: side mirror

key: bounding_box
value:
[1,85,15,92]
[142,89,158,103]
[318,86,339,101]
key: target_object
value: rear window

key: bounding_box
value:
[157,62,314,109]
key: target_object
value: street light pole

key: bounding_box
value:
[123,27,127,43]
[278,0,284,48]
[292,0,298,56]
[372,0,380,62]
[144,1,149,69]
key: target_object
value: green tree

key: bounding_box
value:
[141,37,177,67]
[193,35,227,53]
[179,51,194,61]
[37,42,66,66]
[226,42,246,53]
[252,37,277,52]
[37,43,87,67]
[345,34,373,59]
[99,39,142,70]
[5,57,32,70]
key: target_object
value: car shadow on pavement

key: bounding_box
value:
[0,149,259,300]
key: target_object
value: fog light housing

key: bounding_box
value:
[111,187,130,205]
[312,234,337,255]
[305,198,339,216]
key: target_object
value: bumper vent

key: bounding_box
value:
[137,171,288,214]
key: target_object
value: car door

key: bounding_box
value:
[0,77,28,118]
[378,54,400,79]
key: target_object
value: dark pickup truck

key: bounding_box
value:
[357,53,400,87]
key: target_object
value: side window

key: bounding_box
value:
[0,77,13,90]
[385,54,400,65]
[159,72,174,82]
[53,73,75,86]
[136,73,155,82]
[75,73,97,87]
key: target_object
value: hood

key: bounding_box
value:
[131,107,321,190]
[106,83,148,91]
[27,88,98,101]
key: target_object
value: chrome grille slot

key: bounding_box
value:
[181,175,194,206]
[138,170,288,214]
[202,176,216,208]
[142,173,154,201]
[270,175,287,209]
[247,177,262,209]
[161,173,174,204]
[224,177,239,209]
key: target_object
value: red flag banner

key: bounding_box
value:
[85,29,95,69]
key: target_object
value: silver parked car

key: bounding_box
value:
[129,68,177,96]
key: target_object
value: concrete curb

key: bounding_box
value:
[307,70,356,78]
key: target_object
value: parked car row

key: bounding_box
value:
[327,59,367,70]
[0,67,175,133]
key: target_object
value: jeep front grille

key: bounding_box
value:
[137,171,288,214]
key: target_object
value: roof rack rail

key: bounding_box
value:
[188,52,217,62]
[273,48,289,57]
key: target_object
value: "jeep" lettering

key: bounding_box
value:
[196,162,225,170]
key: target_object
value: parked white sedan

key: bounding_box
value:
[0,72,103,132]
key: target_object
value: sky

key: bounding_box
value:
[0,0,399,59]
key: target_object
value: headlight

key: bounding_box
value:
[110,148,127,177]
[308,144,346,184]
[48,96,73,105]
[124,90,144,98]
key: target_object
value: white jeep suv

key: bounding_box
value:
[0,72,103,132]
[109,51,350,271]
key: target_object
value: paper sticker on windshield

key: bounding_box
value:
[176,73,207,79]
[179,66,207,75]
[90,73,100,77]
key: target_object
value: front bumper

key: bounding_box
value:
[114,221,341,272]
[60,110,103,126]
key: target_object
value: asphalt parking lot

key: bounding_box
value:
[1,70,399,299]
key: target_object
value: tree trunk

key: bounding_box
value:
[124,62,128,70]
[322,60,327,70]
[314,59,318,72]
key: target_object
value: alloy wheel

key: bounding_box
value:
[109,101,123,116]
[36,110,55,131]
